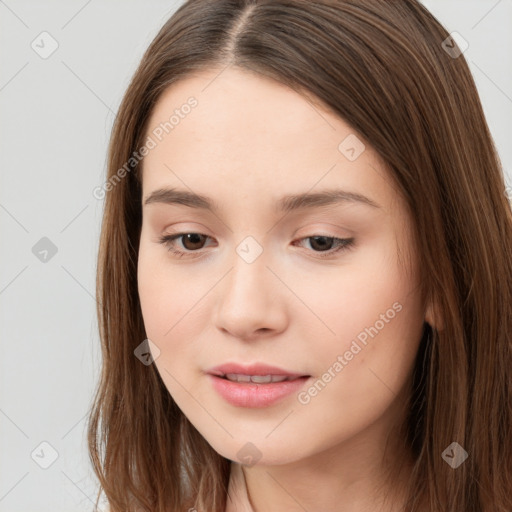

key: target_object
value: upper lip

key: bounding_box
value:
[207,362,309,378]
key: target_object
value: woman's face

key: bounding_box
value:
[137,67,428,466]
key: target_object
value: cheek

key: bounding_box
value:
[137,248,201,405]
[138,261,170,339]
[137,238,196,329]
[290,271,423,456]
[137,242,185,347]
[301,235,424,393]
[300,238,420,350]
[137,240,214,391]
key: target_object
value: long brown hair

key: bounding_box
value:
[87,1,512,510]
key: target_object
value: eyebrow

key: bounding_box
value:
[143,187,381,212]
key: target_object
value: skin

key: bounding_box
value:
[137,67,439,512]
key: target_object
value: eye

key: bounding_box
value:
[157,233,355,259]
[292,235,355,258]
[158,232,214,258]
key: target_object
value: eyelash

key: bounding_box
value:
[157,232,355,260]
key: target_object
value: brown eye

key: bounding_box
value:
[158,232,214,258]
[293,235,355,259]
[179,233,208,250]
[307,236,335,252]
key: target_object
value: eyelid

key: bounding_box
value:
[294,222,354,237]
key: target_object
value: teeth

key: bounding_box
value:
[225,373,252,383]
[224,373,292,383]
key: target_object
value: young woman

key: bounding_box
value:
[87,1,512,511]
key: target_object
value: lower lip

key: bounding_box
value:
[208,375,310,408]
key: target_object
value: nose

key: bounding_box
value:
[212,248,288,341]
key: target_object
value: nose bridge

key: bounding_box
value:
[213,236,285,338]
[224,237,270,309]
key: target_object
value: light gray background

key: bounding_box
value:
[1,1,511,511]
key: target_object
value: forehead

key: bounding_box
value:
[145,67,363,160]
[140,67,396,213]
[147,66,334,139]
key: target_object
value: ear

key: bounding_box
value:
[425,299,444,331]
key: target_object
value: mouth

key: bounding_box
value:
[207,362,309,381]
[208,373,311,408]
[206,364,311,407]
[218,373,306,383]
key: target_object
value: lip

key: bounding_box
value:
[207,362,307,378]
[206,362,311,408]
